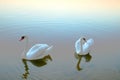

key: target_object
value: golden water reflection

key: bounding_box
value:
[22,55,52,79]
[74,53,92,71]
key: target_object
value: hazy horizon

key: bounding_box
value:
[0,0,120,80]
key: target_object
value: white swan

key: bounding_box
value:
[19,36,53,60]
[75,37,94,55]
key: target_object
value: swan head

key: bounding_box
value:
[19,36,26,41]
[80,37,87,43]
[82,37,86,42]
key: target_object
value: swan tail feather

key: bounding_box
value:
[45,45,53,55]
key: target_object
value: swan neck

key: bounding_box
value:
[80,39,83,52]
[25,37,28,53]
[22,37,28,58]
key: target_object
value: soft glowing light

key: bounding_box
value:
[0,0,120,16]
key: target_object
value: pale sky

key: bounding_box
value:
[0,0,120,32]
[0,0,120,16]
[0,0,120,18]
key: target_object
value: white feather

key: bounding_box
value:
[26,44,52,60]
[75,38,81,54]
[75,38,94,55]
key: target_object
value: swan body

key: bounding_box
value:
[20,36,53,60]
[25,44,53,60]
[75,37,94,55]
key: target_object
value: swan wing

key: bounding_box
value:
[26,44,50,60]
[83,38,94,54]
[75,38,81,54]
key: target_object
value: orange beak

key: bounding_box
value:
[19,38,23,41]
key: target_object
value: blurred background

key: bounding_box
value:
[0,0,120,80]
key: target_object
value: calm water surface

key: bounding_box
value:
[0,7,120,79]
[0,26,120,80]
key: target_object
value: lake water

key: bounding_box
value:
[0,7,120,80]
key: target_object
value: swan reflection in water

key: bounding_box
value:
[74,53,92,71]
[22,55,52,79]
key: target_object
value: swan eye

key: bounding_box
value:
[21,36,25,39]
[83,38,86,42]
[19,36,25,41]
